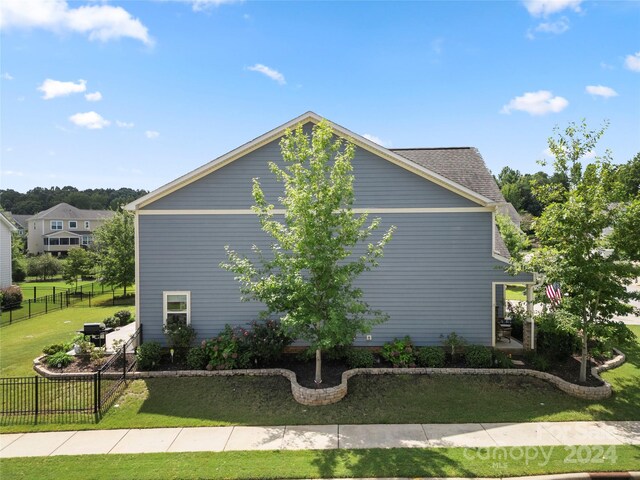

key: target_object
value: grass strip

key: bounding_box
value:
[1,445,638,479]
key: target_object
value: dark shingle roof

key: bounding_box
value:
[391,147,505,203]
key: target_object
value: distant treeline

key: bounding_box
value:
[0,186,149,214]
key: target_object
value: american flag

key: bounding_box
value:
[546,283,562,307]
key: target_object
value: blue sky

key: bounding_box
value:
[1,0,639,193]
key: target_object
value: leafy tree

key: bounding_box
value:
[93,210,135,295]
[62,247,93,290]
[11,232,27,282]
[495,214,530,265]
[26,254,62,281]
[222,121,395,384]
[527,120,639,382]
[614,152,640,201]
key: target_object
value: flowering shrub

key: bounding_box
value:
[203,325,251,370]
[163,316,197,356]
[244,319,292,366]
[0,285,22,309]
[381,336,416,368]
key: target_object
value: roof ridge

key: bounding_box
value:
[390,147,474,151]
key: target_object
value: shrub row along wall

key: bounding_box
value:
[35,349,625,406]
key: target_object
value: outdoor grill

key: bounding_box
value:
[77,323,113,348]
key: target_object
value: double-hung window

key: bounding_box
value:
[163,291,191,326]
[51,220,63,230]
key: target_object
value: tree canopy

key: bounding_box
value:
[93,210,135,295]
[525,121,639,382]
[222,121,395,384]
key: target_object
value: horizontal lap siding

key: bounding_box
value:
[139,212,515,346]
[145,135,478,210]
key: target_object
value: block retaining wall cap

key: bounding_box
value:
[33,348,625,404]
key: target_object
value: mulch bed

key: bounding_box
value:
[44,352,607,389]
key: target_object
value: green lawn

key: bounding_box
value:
[0,303,135,377]
[2,446,638,480]
[2,325,638,433]
[505,285,526,301]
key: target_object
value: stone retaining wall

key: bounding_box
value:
[34,348,625,405]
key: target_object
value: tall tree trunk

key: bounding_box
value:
[580,328,588,383]
[315,348,322,386]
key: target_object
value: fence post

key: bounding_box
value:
[53,286,56,299]
[88,294,91,308]
[33,286,36,301]
[9,308,12,324]
[45,295,48,314]
[60,292,63,309]
[34,375,39,423]
[93,373,98,414]
[28,299,31,318]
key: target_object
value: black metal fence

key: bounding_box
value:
[0,327,140,425]
[0,286,135,327]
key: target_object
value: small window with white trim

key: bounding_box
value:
[84,221,90,229]
[51,220,63,230]
[69,221,77,229]
[163,291,191,326]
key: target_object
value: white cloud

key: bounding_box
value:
[501,90,569,116]
[85,91,102,102]
[190,0,243,12]
[1,170,24,177]
[624,52,640,72]
[38,78,86,99]
[362,133,391,148]
[247,64,286,85]
[600,62,614,70]
[2,72,13,80]
[69,111,110,129]
[523,0,582,17]
[0,0,153,45]
[585,85,618,98]
[536,17,570,34]
[145,130,159,139]
[116,120,134,128]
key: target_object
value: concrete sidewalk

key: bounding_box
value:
[1,421,638,458]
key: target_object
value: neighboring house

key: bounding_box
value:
[26,203,114,255]
[0,213,18,288]
[126,112,534,348]
[4,213,29,236]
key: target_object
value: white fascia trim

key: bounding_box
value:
[0,214,17,232]
[45,230,83,237]
[492,252,512,264]
[137,207,493,216]
[126,111,494,211]
[134,212,140,331]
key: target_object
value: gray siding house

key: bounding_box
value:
[127,112,534,348]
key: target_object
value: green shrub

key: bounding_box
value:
[163,316,196,354]
[43,343,71,355]
[0,285,23,309]
[75,337,94,356]
[46,351,73,368]
[345,348,375,368]
[243,319,292,366]
[464,345,492,368]
[536,312,579,361]
[114,310,133,326]
[204,325,250,370]
[526,351,551,372]
[441,331,467,359]
[136,342,162,370]
[415,346,446,367]
[492,349,514,369]
[103,316,119,329]
[381,336,416,368]
[186,346,209,370]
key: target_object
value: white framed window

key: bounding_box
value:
[69,221,77,229]
[163,291,191,326]
[84,221,90,229]
[51,220,63,230]
[82,235,92,246]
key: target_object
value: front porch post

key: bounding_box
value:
[523,284,536,350]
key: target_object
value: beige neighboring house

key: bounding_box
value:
[1,213,18,288]
[26,203,114,255]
